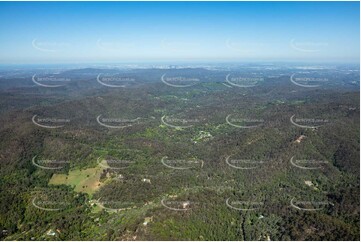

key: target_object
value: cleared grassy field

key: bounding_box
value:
[49,166,104,196]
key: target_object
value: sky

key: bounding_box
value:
[0,1,359,64]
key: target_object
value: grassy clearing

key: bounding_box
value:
[49,166,104,196]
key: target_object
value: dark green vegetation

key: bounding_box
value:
[0,65,359,240]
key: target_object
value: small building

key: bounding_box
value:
[182,201,190,209]
[46,229,56,236]
[294,135,306,143]
[142,178,151,184]
[143,216,153,226]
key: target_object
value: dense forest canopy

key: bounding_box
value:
[0,64,359,240]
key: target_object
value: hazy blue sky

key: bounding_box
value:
[0,1,359,64]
